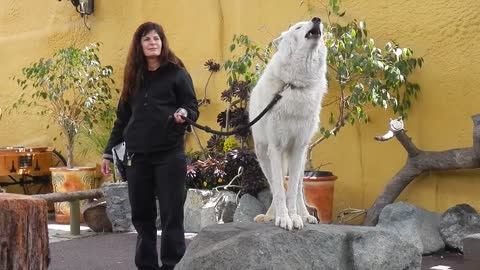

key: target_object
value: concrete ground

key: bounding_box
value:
[48,223,196,270]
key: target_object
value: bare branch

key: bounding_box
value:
[364,115,480,226]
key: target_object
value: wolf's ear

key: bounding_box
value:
[272,36,283,49]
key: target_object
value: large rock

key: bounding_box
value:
[102,182,134,232]
[216,191,237,223]
[82,198,113,232]
[175,223,421,270]
[233,194,266,223]
[184,189,220,232]
[377,201,444,254]
[439,204,480,251]
[257,188,272,210]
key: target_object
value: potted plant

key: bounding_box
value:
[10,42,117,223]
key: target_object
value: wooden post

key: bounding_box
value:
[0,193,49,270]
[69,199,80,235]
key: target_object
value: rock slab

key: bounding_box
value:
[175,223,421,270]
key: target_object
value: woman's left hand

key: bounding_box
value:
[173,108,188,124]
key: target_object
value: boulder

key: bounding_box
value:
[175,223,421,270]
[102,182,134,232]
[439,204,480,251]
[82,198,112,232]
[216,190,237,223]
[233,194,266,223]
[183,189,221,232]
[377,201,444,254]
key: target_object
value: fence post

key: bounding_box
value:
[69,199,81,235]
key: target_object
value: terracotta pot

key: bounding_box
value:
[50,166,97,224]
[303,171,337,224]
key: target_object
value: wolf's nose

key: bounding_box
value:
[312,17,321,24]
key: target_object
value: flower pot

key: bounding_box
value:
[303,171,337,224]
[284,171,337,224]
[50,166,97,224]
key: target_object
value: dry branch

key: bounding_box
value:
[32,188,103,203]
[364,115,480,226]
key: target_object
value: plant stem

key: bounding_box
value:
[198,71,214,106]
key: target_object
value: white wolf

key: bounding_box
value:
[249,17,328,230]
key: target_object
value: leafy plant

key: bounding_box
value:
[9,43,118,168]
[78,103,116,158]
[303,1,424,170]
[186,144,268,196]
[219,35,275,144]
[224,147,268,196]
[186,152,227,190]
[185,39,273,194]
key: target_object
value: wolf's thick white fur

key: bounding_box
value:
[249,18,328,230]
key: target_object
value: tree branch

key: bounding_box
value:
[394,130,420,157]
[363,114,480,226]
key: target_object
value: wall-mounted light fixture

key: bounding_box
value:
[71,0,94,17]
[59,0,94,30]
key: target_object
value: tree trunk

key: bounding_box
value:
[66,134,74,169]
[0,193,49,270]
[364,114,480,226]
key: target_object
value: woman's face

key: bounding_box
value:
[141,30,162,59]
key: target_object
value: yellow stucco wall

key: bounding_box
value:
[1,0,480,218]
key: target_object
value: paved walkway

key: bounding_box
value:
[48,223,196,270]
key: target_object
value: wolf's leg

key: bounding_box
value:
[269,146,292,230]
[253,143,276,223]
[291,144,317,224]
[297,181,318,224]
[287,144,309,229]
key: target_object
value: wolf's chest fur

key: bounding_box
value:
[273,86,323,119]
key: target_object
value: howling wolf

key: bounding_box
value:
[249,17,328,230]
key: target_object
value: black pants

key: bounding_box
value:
[126,148,187,270]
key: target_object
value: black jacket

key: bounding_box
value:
[103,62,199,159]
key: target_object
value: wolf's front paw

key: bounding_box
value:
[302,214,318,224]
[254,213,274,223]
[275,215,293,230]
[291,214,304,229]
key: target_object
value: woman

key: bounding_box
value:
[101,22,199,270]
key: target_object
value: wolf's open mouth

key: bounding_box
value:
[305,25,321,39]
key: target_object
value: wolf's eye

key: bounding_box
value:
[295,26,301,30]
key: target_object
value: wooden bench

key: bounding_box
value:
[33,189,104,235]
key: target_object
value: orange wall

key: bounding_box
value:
[1,0,480,218]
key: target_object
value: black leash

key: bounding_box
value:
[179,93,283,136]
[170,83,293,136]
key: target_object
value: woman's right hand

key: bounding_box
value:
[101,159,112,176]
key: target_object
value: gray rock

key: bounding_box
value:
[175,223,421,270]
[183,189,221,233]
[102,182,134,232]
[257,188,272,210]
[352,229,421,270]
[463,233,480,261]
[216,191,237,223]
[377,201,444,254]
[233,194,266,223]
[439,204,480,251]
